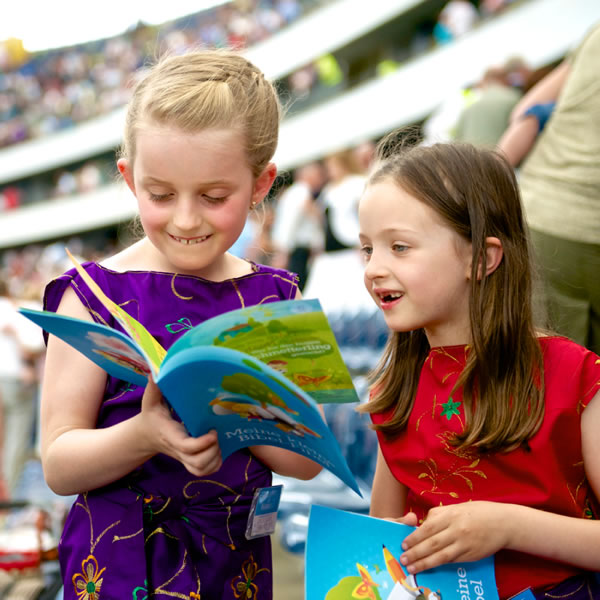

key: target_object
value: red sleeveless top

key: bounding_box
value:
[372,336,600,599]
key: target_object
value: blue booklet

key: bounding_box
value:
[306,505,499,600]
[20,253,362,495]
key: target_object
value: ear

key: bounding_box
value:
[117,158,136,196]
[250,162,277,209]
[478,236,504,279]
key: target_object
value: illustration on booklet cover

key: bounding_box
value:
[306,505,499,600]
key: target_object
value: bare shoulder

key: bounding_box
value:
[100,238,156,272]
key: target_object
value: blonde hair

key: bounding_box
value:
[120,49,281,178]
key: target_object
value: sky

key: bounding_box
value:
[2,0,230,52]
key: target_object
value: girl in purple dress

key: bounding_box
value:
[40,49,323,599]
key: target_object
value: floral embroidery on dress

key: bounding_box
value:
[231,554,270,599]
[440,396,461,420]
[166,317,194,334]
[73,554,106,600]
[417,457,487,498]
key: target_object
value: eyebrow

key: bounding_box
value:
[370,226,419,236]
[141,176,231,186]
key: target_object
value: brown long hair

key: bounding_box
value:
[359,138,544,453]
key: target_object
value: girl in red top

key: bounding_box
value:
[357,136,600,599]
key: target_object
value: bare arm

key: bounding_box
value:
[249,287,324,480]
[497,115,541,167]
[400,390,600,574]
[510,60,570,122]
[41,287,221,496]
[370,447,411,519]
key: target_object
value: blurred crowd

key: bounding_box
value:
[0,0,325,149]
[0,0,523,211]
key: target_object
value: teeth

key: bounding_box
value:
[171,234,208,245]
[381,292,403,301]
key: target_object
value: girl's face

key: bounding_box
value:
[359,179,473,348]
[118,124,275,280]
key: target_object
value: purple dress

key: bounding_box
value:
[43,261,299,600]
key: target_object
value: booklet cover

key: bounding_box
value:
[306,505,499,600]
[21,252,362,495]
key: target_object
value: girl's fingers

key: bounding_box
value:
[183,447,223,477]
[402,517,444,549]
[177,430,219,454]
[401,529,455,570]
[403,541,462,574]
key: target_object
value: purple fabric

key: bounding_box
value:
[43,261,299,599]
[530,573,600,599]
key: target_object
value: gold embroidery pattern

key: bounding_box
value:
[417,457,486,498]
[230,554,270,599]
[72,554,105,600]
[231,279,245,308]
[171,274,194,301]
[75,493,122,553]
[184,479,241,551]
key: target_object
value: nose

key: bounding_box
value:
[172,196,202,232]
[363,249,387,282]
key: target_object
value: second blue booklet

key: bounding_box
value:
[306,505,499,600]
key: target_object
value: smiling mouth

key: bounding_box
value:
[377,292,404,307]
[169,233,211,245]
[379,292,403,302]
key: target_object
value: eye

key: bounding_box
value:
[203,194,227,204]
[392,243,408,253]
[360,246,372,261]
[149,192,172,202]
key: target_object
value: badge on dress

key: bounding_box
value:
[245,485,283,539]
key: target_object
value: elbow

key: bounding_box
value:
[276,460,323,481]
[42,456,81,497]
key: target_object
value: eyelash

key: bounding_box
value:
[149,192,171,202]
[148,193,226,203]
[203,194,226,204]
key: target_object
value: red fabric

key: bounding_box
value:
[372,336,600,600]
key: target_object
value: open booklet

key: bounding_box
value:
[21,251,362,495]
[306,505,499,600]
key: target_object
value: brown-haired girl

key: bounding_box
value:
[358,138,600,599]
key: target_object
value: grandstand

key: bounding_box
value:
[1,0,599,252]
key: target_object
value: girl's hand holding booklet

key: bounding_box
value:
[306,505,499,600]
[21,251,362,494]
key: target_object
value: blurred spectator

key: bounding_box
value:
[0,279,44,495]
[422,84,478,145]
[480,0,515,16]
[54,170,78,197]
[76,161,103,194]
[314,53,345,89]
[319,148,365,253]
[514,22,600,353]
[434,0,479,45]
[453,65,523,147]
[271,161,327,289]
[287,63,318,99]
[497,100,555,167]
[353,139,377,174]
[1,186,21,210]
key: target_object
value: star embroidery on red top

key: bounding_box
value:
[440,397,461,420]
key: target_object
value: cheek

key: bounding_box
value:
[138,202,165,229]
[212,205,248,234]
